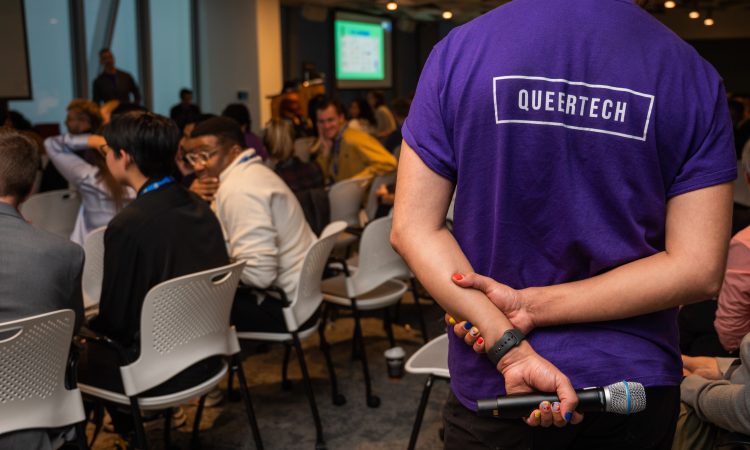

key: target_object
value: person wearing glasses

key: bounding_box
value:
[182,116,315,333]
[43,99,132,245]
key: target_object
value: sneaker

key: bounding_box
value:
[204,388,224,407]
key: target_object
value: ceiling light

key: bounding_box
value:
[704,16,714,26]
[442,10,453,20]
[664,0,676,8]
[386,1,398,11]
[688,10,700,19]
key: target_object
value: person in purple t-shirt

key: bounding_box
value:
[391,0,736,448]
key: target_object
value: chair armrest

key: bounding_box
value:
[65,338,83,390]
[237,283,292,307]
[76,327,132,366]
[327,257,351,277]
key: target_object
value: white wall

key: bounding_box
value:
[197,0,282,133]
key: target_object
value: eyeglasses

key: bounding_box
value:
[183,149,220,167]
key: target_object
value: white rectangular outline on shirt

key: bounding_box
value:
[492,75,655,141]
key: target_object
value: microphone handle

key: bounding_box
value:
[476,388,605,418]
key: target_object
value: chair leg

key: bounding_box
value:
[383,307,397,349]
[292,332,326,449]
[281,341,293,390]
[411,278,429,343]
[129,397,148,450]
[408,375,436,450]
[88,400,105,448]
[318,304,346,406]
[191,394,207,449]
[75,420,88,449]
[350,297,380,408]
[227,361,241,402]
[233,355,264,450]
[163,408,172,449]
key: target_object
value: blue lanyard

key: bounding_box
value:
[237,150,256,165]
[332,125,347,178]
[139,176,175,197]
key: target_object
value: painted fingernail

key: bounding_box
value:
[476,337,484,346]
[540,401,550,412]
[463,321,473,330]
[469,327,479,337]
[534,410,541,418]
[448,316,456,326]
[452,273,464,281]
[564,411,573,422]
[552,402,561,413]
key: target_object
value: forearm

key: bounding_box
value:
[682,375,750,434]
[523,183,732,328]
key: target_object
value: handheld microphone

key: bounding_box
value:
[476,381,646,418]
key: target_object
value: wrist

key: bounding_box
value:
[497,340,535,373]
[517,287,539,333]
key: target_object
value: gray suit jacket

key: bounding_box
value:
[0,201,84,449]
[681,333,750,435]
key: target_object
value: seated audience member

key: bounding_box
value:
[221,103,268,160]
[44,99,130,244]
[78,112,229,443]
[383,97,411,157]
[347,98,376,136]
[367,90,397,140]
[184,117,315,332]
[169,88,202,131]
[266,118,324,193]
[672,333,750,450]
[313,98,397,184]
[280,91,312,138]
[176,113,217,189]
[0,130,84,450]
[715,145,750,352]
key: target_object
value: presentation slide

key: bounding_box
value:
[0,0,32,99]
[334,12,392,89]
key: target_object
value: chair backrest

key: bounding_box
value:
[364,171,396,222]
[405,333,449,378]
[328,177,371,228]
[120,261,245,396]
[295,187,331,236]
[347,216,410,297]
[20,189,81,238]
[283,221,348,331]
[0,309,85,434]
[81,226,107,310]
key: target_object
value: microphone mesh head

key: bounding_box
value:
[605,381,646,414]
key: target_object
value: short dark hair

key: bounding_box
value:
[7,111,32,131]
[221,103,251,130]
[368,90,386,107]
[315,98,345,117]
[102,111,180,179]
[190,116,245,149]
[111,102,148,118]
[179,88,192,99]
[99,48,111,56]
[0,131,40,199]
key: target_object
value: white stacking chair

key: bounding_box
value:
[81,226,106,314]
[78,261,263,450]
[321,216,409,407]
[364,171,396,223]
[20,189,81,239]
[236,221,348,450]
[405,333,449,450]
[329,177,372,253]
[0,309,86,449]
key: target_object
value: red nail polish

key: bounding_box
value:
[476,337,484,345]
[452,273,464,281]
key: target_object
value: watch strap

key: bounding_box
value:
[487,328,525,367]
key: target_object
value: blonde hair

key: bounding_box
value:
[263,118,295,162]
[67,99,102,131]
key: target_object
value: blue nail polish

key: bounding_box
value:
[463,322,473,330]
[564,411,573,422]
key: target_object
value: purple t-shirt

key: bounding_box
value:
[403,0,736,411]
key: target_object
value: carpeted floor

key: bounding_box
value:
[88,294,450,450]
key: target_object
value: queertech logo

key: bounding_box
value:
[493,76,655,141]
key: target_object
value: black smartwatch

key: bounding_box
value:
[487,328,525,367]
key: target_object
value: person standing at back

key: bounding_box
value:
[0,130,85,450]
[391,0,736,448]
[92,48,141,105]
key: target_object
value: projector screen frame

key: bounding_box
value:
[333,10,393,90]
[0,0,32,100]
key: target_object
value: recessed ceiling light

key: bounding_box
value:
[386,1,398,11]
[704,17,715,26]
[664,0,677,8]
[688,10,700,19]
[442,10,453,20]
